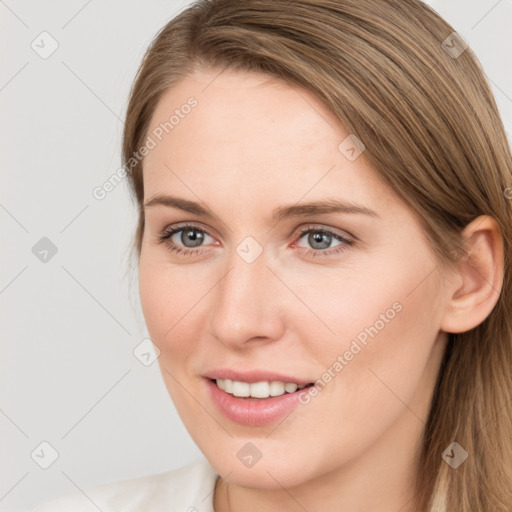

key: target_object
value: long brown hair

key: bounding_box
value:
[122,1,512,510]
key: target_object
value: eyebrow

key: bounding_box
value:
[143,194,380,223]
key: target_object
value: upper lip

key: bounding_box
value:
[203,369,313,385]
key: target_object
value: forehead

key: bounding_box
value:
[149,68,346,148]
[142,68,396,219]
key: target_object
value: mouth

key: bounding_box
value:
[209,378,315,400]
[203,370,317,425]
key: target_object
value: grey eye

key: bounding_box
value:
[297,230,343,251]
[173,228,210,248]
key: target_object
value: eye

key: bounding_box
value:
[157,223,214,256]
[293,225,354,258]
[157,222,355,258]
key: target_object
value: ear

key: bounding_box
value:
[440,215,504,334]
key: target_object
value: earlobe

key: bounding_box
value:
[440,215,504,334]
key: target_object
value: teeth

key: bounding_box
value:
[250,381,270,398]
[284,383,298,393]
[269,381,285,396]
[215,379,309,398]
[232,380,250,397]
[224,378,233,393]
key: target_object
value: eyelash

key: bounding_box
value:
[156,222,355,258]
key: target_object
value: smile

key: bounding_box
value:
[206,378,315,426]
[215,378,311,399]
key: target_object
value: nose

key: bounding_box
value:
[208,247,286,350]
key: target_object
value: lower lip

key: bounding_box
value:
[205,379,309,426]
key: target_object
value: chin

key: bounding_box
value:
[199,438,324,489]
[215,459,314,489]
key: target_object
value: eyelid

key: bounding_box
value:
[158,221,356,258]
[291,223,354,242]
[160,221,353,243]
[162,221,218,241]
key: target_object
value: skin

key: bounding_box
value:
[138,68,504,512]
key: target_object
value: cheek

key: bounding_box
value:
[297,253,442,404]
[138,261,169,339]
[138,256,188,350]
[138,254,213,371]
[138,260,200,414]
[282,263,443,471]
[280,262,412,359]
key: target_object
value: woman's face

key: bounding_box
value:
[139,68,452,489]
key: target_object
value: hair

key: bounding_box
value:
[122,0,512,510]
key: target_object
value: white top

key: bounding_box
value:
[28,457,219,512]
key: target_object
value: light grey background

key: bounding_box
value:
[1,1,511,510]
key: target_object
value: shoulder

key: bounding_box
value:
[27,457,219,512]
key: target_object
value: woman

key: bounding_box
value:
[30,0,512,510]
